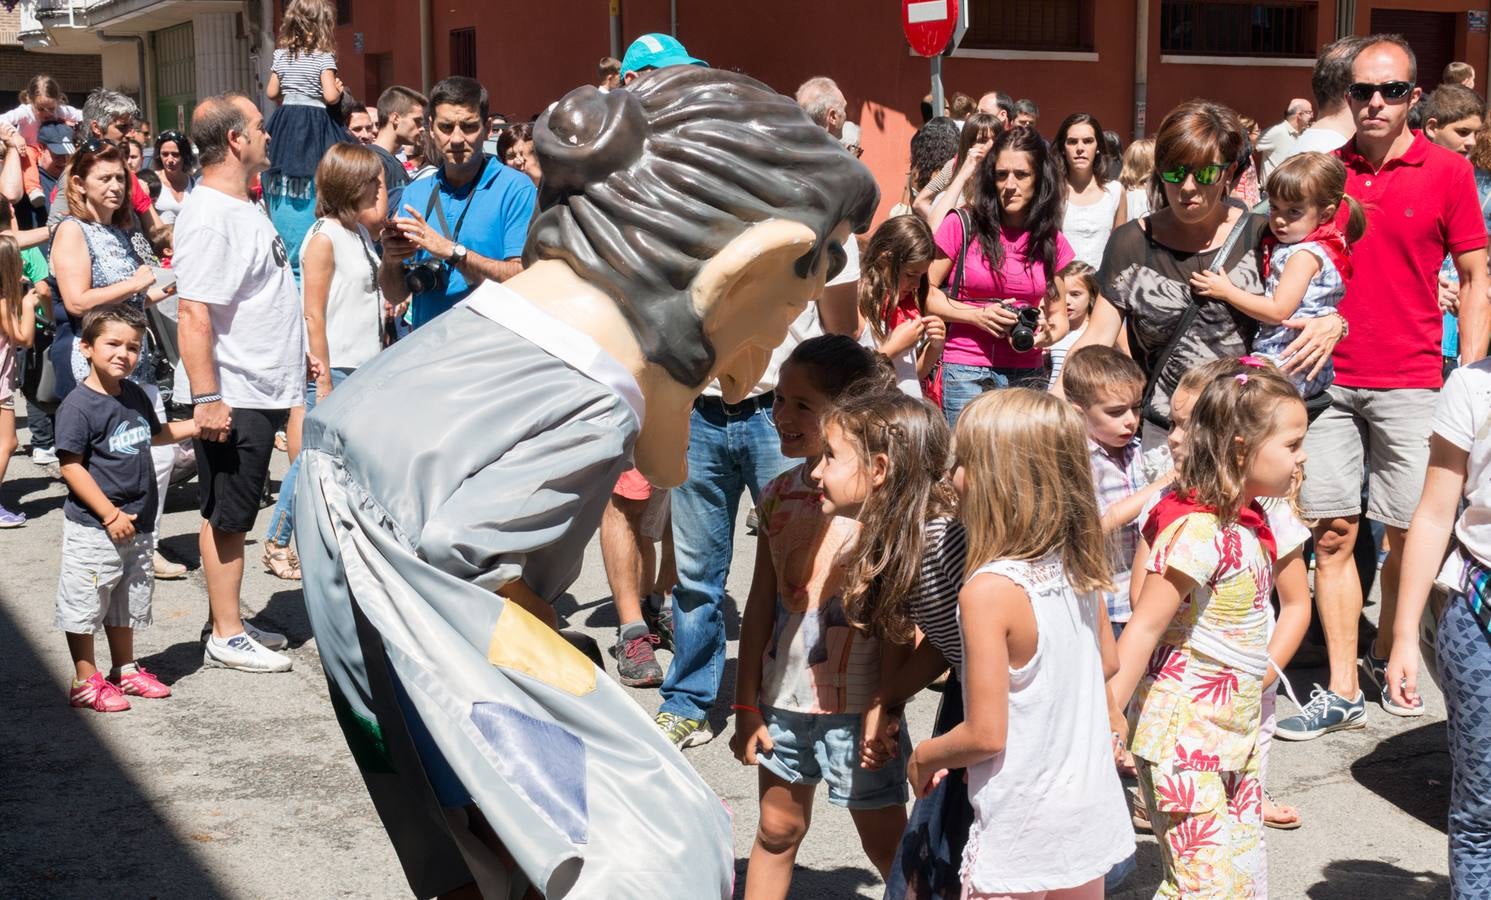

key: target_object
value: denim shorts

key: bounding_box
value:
[758,706,911,809]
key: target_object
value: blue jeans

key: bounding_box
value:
[658,400,791,720]
[263,175,317,284]
[264,368,351,546]
[940,362,1045,427]
[1440,593,1491,897]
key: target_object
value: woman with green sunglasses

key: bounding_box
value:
[1059,100,1345,445]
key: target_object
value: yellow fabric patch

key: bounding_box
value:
[486,603,596,696]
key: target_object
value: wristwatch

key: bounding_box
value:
[450,243,469,266]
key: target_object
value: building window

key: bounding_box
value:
[962,0,1095,53]
[335,0,351,26]
[1160,1,1318,58]
[450,27,476,78]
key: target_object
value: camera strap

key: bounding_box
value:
[424,156,489,249]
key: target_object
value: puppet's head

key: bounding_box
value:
[525,66,879,396]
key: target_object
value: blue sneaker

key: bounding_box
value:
[1361,646,1425,717]
[0,504,25,528]
[1275,684,1367,741]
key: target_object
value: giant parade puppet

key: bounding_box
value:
[293,65,879,898]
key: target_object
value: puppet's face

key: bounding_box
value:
[697,220,852,403]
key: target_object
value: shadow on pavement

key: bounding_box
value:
[0,590,225,897]
[1306,859,1450,898]
[258,588,314,648]
[731,859,881,899]
[1350,721,1451,833]
[9,474,64,520]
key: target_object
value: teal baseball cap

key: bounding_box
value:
[620,33,707,76]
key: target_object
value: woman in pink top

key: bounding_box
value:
[927,126,1073,426]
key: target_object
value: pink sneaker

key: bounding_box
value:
[110,665,171,699]
[69,673,131,712]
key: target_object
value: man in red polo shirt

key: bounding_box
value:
[1279,34,1490,741]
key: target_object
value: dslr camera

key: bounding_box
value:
[1006,304,1043,353]
[403,258,448,295]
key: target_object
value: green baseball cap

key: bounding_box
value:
[620,33,707,76]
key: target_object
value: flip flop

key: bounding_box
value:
[1264,790,1303,830]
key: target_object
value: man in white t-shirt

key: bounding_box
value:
[1255,98,1313,181]
[175,92,314,674]
[653,79,864,747]
[1278,36,1369,165]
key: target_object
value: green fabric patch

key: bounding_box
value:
[329,686,394,774]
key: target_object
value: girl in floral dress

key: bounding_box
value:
[1108,359,1309,897]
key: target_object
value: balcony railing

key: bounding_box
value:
[1160,0,1318,58]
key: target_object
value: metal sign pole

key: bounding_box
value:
[931,55,944,119]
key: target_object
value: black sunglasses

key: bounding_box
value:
[78,137,117,155]
[1347,81,1414,102]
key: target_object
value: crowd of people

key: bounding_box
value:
[2,1,1491,895]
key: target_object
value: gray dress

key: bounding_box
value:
[295,283,732,899]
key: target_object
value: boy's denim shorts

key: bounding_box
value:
[758,706,911,809]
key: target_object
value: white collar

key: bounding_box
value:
[460,282,645,425]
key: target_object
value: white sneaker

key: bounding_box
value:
[30,447,57,465]
[199,619,289,650]
[203,631,292,673]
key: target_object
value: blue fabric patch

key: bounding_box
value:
[470,701,588,844]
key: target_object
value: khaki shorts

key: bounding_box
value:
[54,518,155,633]
[1299,384,1436,530]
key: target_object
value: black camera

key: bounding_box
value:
[1007,305,1042,353]
[403,259,448,295]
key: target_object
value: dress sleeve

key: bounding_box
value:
[413,415,629,599]
[1098,221,1141,314]
[270,48,287,76]
[1146,513,1222,589]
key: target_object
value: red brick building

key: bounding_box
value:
[331,0,1491,223]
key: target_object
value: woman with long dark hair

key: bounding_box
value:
[926,125,1072,425]
[150,130,196,225]
[1056,112,1127,268]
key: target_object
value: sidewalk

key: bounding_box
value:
[0,440,1454,898]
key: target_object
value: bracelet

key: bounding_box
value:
[104,510,121,525]
[191,393,222,405]
[730,703,761,716]
[1331,310,1349,339]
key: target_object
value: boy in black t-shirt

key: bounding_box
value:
[54,305,197,712]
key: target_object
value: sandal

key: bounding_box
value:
[1263,789,1303,830]
[1128,786,1152,833]
[262,543,302,581]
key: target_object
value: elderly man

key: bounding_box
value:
[796,75,849,139]
[1256,97,1314,180]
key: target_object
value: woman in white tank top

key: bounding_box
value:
[150,131,196,225]
[261,144,397,579]
[1055,113,1128,269]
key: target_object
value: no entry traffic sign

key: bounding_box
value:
[903,0,961,57]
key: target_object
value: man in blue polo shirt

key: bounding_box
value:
[381,76,536,329]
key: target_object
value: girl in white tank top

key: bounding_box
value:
[905,388,1133,898]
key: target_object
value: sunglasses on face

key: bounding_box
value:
[78,137,117,154]
[1159,161,1228,186]
[1347,81,1414,102]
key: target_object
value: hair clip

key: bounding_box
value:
[1235,373,1250,385]
[1238,355,1267,368]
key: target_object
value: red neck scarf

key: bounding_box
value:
[1142,490,1278,565]
[1262,221,1352,282]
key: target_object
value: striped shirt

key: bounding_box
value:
[912,516,967,667]
[1090,436,1149,623]
[272,49,338,100]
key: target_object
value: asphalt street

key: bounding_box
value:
[0,434,1456,899]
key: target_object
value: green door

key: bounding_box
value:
[153,22,195,133]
